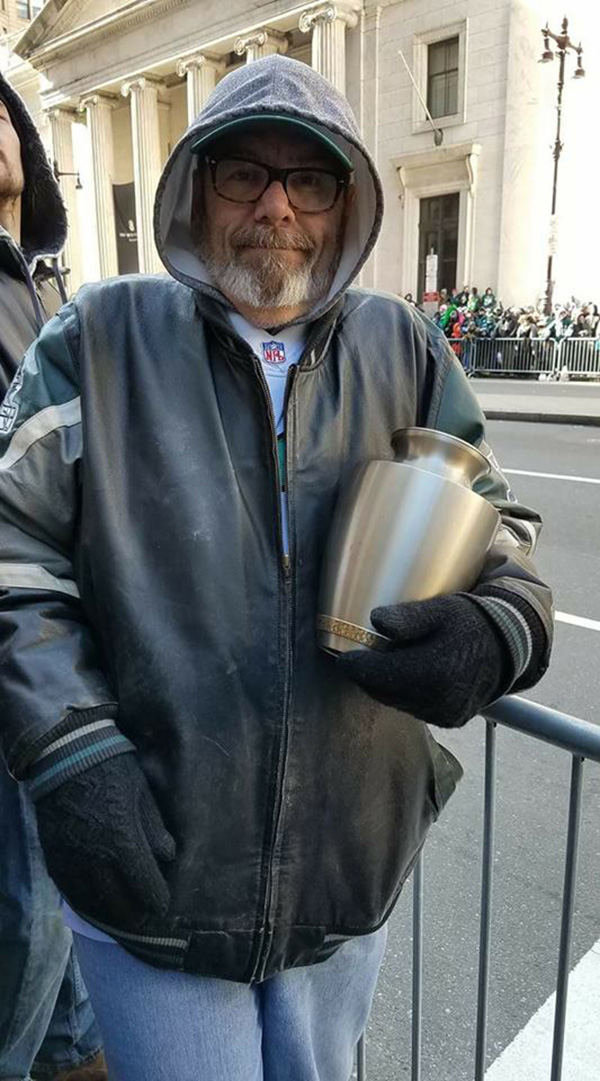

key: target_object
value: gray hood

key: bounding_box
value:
[154,55,384,322]
[0,71,67,265]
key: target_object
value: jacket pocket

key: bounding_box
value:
[429,735,463,818]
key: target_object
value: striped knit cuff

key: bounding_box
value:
[469,587,547,692]
[28,707,135,802]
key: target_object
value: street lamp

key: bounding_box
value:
[538,16,585,316]
[52,159,83,190]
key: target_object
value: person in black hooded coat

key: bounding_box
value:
[0,73,107,1081]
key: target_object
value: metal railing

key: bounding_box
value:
[558,338,600,377]
[356,695,600,1081]
[455,337,600,377]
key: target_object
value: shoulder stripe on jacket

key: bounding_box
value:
[0,562,80,597]
[0,398,81,471]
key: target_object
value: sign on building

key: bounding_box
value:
[425,250,439,293]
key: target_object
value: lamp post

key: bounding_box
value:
[52,159,83,190]
[539,16,585,316]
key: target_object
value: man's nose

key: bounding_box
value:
[254,181,295,226]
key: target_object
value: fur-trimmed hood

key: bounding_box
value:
[0,71,67,264]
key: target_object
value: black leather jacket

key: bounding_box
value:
[0,229,64,396]
[0,277,552,980]
[0,69,67,394]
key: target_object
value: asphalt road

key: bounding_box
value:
[362,421,600,1081]
[472,379,600,424]
[473,380,600,404]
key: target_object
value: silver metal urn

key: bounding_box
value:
[317,427,501,654]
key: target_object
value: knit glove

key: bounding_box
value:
[338,591,538,728]
[35,753,176,929]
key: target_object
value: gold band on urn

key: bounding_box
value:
[316,615,391,652]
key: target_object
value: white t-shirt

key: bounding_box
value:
[228,311,306,434]
[228,311,307,555]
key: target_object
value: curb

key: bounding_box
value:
[482,410,600,427]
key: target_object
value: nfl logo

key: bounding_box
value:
[262,341,287,366]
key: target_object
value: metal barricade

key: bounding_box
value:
[559,338,600,377]
[462,337,600,378]
[466,338,558,377]
[356,695,600,1081]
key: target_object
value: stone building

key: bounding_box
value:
[2,0,598,304]
[1,0,44,38]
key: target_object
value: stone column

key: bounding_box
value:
[47,106,82,292]
[176,53,225,123]
[234,29,288,64]
[78,93,119,279]
[299,3,359,93]
[120,76,163,274]
[356,5,382,289]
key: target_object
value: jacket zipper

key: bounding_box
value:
[252,359,295,569]
[250,360,297,981]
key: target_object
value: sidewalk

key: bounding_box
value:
[471,378,600,426]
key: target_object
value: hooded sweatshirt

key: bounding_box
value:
[155,55,382,325]
[0,71,67,397]
[0,56,552,981]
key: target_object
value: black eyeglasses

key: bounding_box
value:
[205,156,350,214]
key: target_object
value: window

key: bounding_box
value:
[16,0,44,17]
[412,22,467,133]
[418,193,460,301]
[427,37,459,119]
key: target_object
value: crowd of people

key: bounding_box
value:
[402,287,600,376]
[404,287,600,342]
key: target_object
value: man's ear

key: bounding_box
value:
[191,166,203,214]
[190,165,205,246]
[340,181,356,231]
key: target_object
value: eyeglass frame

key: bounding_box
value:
[203,155,352,214]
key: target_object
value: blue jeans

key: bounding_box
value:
[0,770,102,1080]
[74,924,387,1081]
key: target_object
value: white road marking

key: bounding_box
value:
[485,939,600,1080]
[503,468,600,485]
[499,470,600,630]
[555,612,600,632]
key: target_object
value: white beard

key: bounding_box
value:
[204,249,334,310]
[196,218,343,313]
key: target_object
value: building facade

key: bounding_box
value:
[2,0,597,305]
[1,0,44,38]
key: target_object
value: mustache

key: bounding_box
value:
[230,225,316,253]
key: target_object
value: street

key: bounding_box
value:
[362,420,600,1080]
[472,379,600,426]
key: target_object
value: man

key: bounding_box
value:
[0,56,552,1080]
[0,74,106,1081]
[457,284,470,307]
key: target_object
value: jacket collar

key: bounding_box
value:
[194,290,344,371]
[0,227,30,281]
